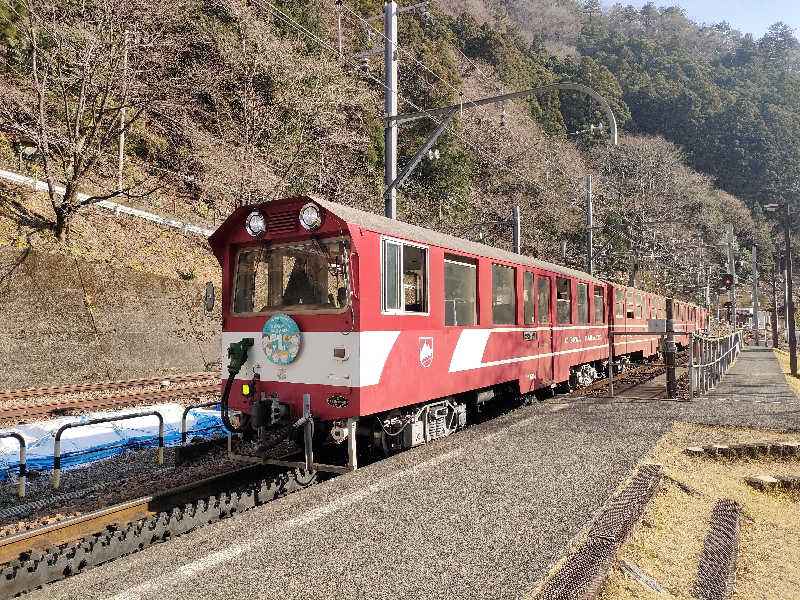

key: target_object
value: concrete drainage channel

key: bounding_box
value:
[538,462,664,599]
[692,499,740,600]
[0,463,319,597]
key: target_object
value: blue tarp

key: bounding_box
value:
[0,403,224,480]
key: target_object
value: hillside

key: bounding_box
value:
[0,0,782,301]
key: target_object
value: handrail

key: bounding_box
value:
[53,411,164,489]
[0,432,26,497]
[181,401,219,444]
[689,330,743,399]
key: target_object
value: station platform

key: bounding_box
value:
[26,347,799,600]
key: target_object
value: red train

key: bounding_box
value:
[208,196,706,470]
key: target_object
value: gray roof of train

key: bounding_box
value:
[315,198,603,284]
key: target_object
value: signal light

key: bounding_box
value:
[721,273,733,289]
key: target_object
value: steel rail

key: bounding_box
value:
[0,372,221,401]
[0,384,220,422]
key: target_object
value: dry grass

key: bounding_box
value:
[774,349,800,399]
[598,422,800,600]
[0,181,219,284]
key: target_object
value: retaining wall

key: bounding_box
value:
[0,247,221,389]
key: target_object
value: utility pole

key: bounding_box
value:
[706,265,711,330]
[727,224,737,329]
[786,201,797,375]
[336,0,343,57]
[665,298,677,398]
[512,206,521,254]
[586,174,593,275]
[384,0,398,219]
[772,264,779,348]
[752,245,759,345]
[118,29,129,193]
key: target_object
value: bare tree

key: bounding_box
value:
[0,0,189,240]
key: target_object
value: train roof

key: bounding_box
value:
[313,197,604,284]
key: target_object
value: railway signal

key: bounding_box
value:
[721,273,733,289]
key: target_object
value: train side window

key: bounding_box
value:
[537,277,550,323]
[492,264,516,325]
[615,289,624,318]
[556,277,572,324]
[444,256,477,326]
[626,290,634,319]
[382,239,428,313]
[577,282,589,324]
[523,271,536,325]
[635,294,642,319]
[594,286,605,323]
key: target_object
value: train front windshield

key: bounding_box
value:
[232,237,350,314]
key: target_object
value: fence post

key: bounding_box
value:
[688,333,695,401]
[0,432,26,498]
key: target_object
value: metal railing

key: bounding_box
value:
[0,432,27,497]
[181,401,220,444]
[53,411,164,489]
[689,331,743,399]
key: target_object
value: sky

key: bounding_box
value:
[602,1,800,39]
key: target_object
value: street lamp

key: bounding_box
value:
[765,201,796,376]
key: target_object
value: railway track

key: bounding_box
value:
[0,372,221,401]
[0,385,220,422]
[0,461,318,597]
[575,351,689,398]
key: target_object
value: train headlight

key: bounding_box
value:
[245,211,267,237]
[299,202,323,231]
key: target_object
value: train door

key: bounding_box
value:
[532,272,554,387]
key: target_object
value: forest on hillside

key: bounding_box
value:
[0,0,792,304]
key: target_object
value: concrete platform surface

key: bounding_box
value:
[25,346,799,600]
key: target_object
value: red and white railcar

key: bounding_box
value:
[208,196,706,468]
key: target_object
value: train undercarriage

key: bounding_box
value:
[228,348,659,474]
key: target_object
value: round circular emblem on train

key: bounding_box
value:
[262,314,301,365]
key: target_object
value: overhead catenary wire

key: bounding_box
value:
[338,1,587,202]
[249,0,559,203]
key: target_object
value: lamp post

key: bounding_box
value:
[765,201,796,376]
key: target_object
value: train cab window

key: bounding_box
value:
[232,238,350,314]
[635,294,643,319]
[615,289,624,318]
[556,277,572,324]
[626,290,634,319]
[444,256,477,326]
[492,264,516,325]
[577,282,589,324]
[523,271,536,325]
[537,277,550,323]
[382,239,428,313]
[594,286,605,323]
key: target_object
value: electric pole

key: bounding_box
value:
[118,29,129,193]
[786,202,797,375]
[586,174,593,275]
[384,1,398,219]
[752,245,759,345]
[772,264,779,348]
[727,223,737,329]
